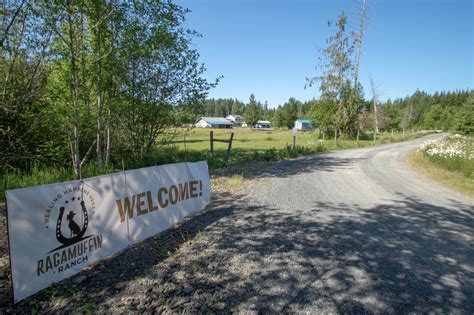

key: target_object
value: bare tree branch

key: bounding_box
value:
[80,139,97,167]
[0,0,26,48]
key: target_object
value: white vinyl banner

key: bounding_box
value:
[6,161,211,302]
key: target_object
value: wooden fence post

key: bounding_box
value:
[224,133,234,166]
[210,131,214,158]
[184,134,187,162]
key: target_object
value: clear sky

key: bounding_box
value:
[175,0,473,107]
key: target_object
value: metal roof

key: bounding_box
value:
[295,119,313,124]
[257,120,271,124]
[199,117,233,125]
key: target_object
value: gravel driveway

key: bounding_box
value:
[1,134,473,313]
[246,133,473,313]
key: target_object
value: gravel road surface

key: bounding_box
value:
[246,133,473,313]
[1,134,473,313]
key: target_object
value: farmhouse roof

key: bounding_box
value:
[257,120,271,124]
[227,114,244,119]
[198,117,233,125]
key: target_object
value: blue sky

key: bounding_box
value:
[176,0,473,107]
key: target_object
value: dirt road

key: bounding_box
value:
[2,134,473,313]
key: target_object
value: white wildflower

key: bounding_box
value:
[418,137,472,160]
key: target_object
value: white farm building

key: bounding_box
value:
[226,114,245,126]
[195,117,233,129]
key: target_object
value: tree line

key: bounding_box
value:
[382,90,473,134]
[197,95,275,126]
[198,89,473,134]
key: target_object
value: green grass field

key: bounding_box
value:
[169,127,421,164]
[173,128,316,151]
[170,127,417,153]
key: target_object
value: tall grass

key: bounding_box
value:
[1,164,115,196]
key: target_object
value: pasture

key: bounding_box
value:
[172,128,315,151]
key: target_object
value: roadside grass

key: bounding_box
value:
[1,128,430,202]
[1,164,115,202]
[408,135,474,196]
[227,174,244,186]
[211,172,247,194]
[409,151,474,196]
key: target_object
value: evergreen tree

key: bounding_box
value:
[244,94,261,127]
[272,107,286,128]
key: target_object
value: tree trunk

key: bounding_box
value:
[353,0,366,89]
[105,1,116,167]
[67,2,81,178]
[105,109,111,166]
[96,2,103,164]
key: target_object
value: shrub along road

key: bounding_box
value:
[1,134,473,313]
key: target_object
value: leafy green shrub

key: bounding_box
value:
[262,148,278,161]
[359,132,374,141]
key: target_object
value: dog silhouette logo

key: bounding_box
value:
[66,211,81,236]
[55,198,89,247]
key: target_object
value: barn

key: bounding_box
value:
[195,117,233,129]
[294,119,314,131]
